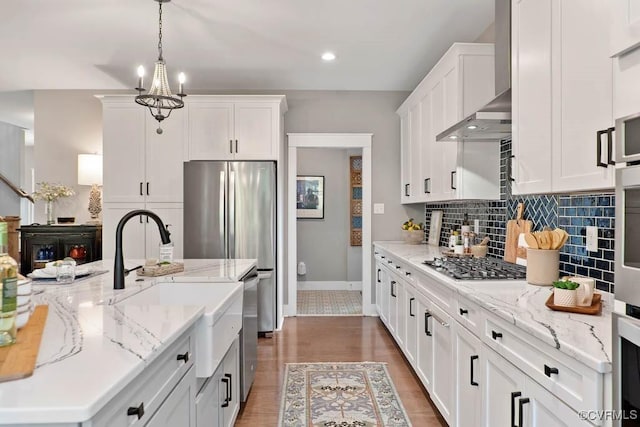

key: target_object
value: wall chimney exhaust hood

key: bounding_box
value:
[437,0,511,143]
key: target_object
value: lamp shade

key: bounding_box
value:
[77,154,103,186]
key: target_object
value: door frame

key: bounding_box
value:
[285,133,374,316]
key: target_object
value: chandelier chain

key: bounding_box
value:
[157,1,163,60]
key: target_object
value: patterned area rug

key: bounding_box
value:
[279,362,412,427]
[297,290,362,316]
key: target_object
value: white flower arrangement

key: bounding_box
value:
[32,182,75,202]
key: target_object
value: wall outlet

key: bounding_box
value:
[474,219,480,234]
[586,226,598,252]
[373,203,385,214]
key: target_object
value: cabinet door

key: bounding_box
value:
[400,112,412,203]
[146,367,196,427]
[103,104,146,203]
[420,92,433,200]
[221,338,240,427]
[482,345,527,427]
[195,371,222,427]
[512,0,553,195]
[188,102,234,160]
[552,0,614,192]
[388,276,399,336]
[395,278,406,348]
[379,266,390,326]
[522,376,592,427]
[442,61,460,132]
[102,204,146,260]
[611,0,640,56]
[234,103,278,160]
[409,102,422,203]
[404,285,418,367]
[59,233,95,265]
[430,303,453,424]
[375,262,383,318]
[145,206,184,260]
[454,323,482,427]
[145,110,185,203]
[416,295,433,392]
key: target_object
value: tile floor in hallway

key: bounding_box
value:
[235,316,447,427]
[296,290,362,315]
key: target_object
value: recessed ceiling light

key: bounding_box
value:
[322,52,336,61]
[449,135,458,140]
[467,125,478,130]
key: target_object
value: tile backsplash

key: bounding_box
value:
[424,139,616,292]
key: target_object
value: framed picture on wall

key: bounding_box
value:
[296,176,325,219]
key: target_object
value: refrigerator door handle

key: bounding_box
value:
[257,271,273,280]
[229,170,236,258]
[220,170,227,258]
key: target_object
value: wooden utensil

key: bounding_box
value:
[479,236,490,246]
[524,232,539,249]
[0,305,48,382]
[504,203,532,263]
[538,230,552,250]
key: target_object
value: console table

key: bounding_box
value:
[18,224,102,274]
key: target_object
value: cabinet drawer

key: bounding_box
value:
[414,271,454,315]
[454,294,484,336]
[87,330,194,427]
[483,316,601,414]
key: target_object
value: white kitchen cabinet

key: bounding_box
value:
[195,369,222,427]
[453,323,482,427]
[395,275,407,349]
[512,0,614,195]
[399,111,412,203]
[187,96,286,161]
[388,274,400,337]
[429,300,453,424]
[404,284,418,367]
[611,0,640,57]
[101,98,185,204]
[377,258,391,327]
[416,295,434,392]
[102,204,183,261]
[146,366,196,427]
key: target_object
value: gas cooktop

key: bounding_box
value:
[422,256,526,280]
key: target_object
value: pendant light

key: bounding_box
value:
[135,0,186,134]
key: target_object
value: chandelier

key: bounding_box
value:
[135,0,186,134]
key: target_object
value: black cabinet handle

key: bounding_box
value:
[221,377,230,407]
[511,392,521,427]
[177,352,189,363]
[387,260,393,264]
[235,140,238,153]
[450,171,457,190]
[377,269,381,283]
[544,365,559,377]
[381,255,386,259]
[607,127,616,166]
[409,297,415,317]
[424,177,431,194]
[492,330,503,340]
[390,281,396,297]
[405,271,411,276]
[225,373,232,402]
[519,397,530,427]
[596,129,608,167]
[127,402,145,419]
[405,183,410,197]
[395,265,401,270]
[424,312,432,336]
[470,355,479,386]
[459,308,468,316]
[146,182,149,196]
[509,155,515,182]
[230,139,233,154]
[139,182,143,196]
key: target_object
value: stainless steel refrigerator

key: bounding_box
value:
[184,161,276,333]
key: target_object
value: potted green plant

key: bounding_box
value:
[553,280,580,307]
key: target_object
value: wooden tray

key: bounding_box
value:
[545,292,602,315]
[137,262,185,277]
[0,305,48,382]
[442,250,474,258]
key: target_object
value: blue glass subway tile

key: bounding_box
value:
[598,239,611,250]
[604,208,615,217]
[603,229,615,239]
[571,256,583,264]
[603,272,615,283]
[584,218,595,227]
[566,208,576,216]
[565,245,576,254]
[563,264,576,274]
[596,260,610,270]
[590,207,603,217]
[559,197,571,207]
[571,217,583,226]
[576,266,589,276]
[571,197,581,206]
[570,236,583,245]
[604,250,615,261]
[559,217,570,226]
[588,269,602,279]
[576,246,587,256]
[596,281,609,292]
[582,257,595,267]
[598,196,611,206]
[597,218,610,228]
[560,254,570,262]
[577,207,588,216]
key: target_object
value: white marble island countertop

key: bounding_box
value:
[0,258,256,425]
[374,241,612,373]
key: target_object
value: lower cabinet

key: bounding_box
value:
[146,366,197,427]
[404,285,418,367]
[453,323,482,427]
[195,336,240,427]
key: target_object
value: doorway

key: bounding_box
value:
[286,133,373,316]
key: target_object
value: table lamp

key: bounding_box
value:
[77,154,103,224]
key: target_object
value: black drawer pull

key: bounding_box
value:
[377,269,381,283]
[511,392,521,427]
[424,312,432,337]
[221,377,230,407]
[405,271,411,276]
[387,260,393,264]
[509,155,515,182]
[139,182,143,196]
[229,139,233,154]
[424,177,431,194]
[519,397,530,427]
[225,373,232,402]
[596,129,607,168]
[409,297,415,317]
[607,127,616,166]
[127,402,145,419]
[459,308,468,316]
[146,182,150,196]
[492,330,503,340]
[235,139,238,153]
[395,265,401,269]
[381,255,386,259]
[544,365,558,377]
[450,170,457,190]
[390,281,396,298]
[177,352,189,363]
[470,355,479,386]
[405,183,410,197]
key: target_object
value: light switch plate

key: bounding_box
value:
[586,226,598,252]
[373,203,385,214]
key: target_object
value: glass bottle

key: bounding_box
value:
[0,222,18,346]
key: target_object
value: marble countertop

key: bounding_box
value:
[374,241,612,374]
[0,258,256,424]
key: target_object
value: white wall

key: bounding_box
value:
[0,121,25,216]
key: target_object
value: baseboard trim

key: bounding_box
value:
[297,281,363,291]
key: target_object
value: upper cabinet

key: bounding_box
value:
[101,97,185,204]
[186,96,287,161]
[611,0,640,57]
[512,0,614,195]
[398,43,499,204]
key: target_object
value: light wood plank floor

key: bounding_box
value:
[235,316,447,426]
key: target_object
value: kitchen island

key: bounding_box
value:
[0,258,256,426]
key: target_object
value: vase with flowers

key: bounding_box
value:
[32,182,75,225]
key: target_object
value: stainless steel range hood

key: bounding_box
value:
[436,0,511,142]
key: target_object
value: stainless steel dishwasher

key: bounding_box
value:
[240,268,259,402]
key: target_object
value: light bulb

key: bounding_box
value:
[178,72,186,84]
[137,65,145,77]
[136,65,145,90]
[322,52,336,61]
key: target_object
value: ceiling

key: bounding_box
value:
[0,0,494,92]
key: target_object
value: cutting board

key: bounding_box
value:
[0,305,48,382]
[504,203,532,263]
[137,262,185,277]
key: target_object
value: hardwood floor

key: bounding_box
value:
[235,316,447,426]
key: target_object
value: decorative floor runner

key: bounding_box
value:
[279,362,412,427]
[297,290,362,316]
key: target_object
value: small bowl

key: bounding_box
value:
[16,309,32,329]
[57,217,75,224]
[17,292,31,306]
[17,279,32,295]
